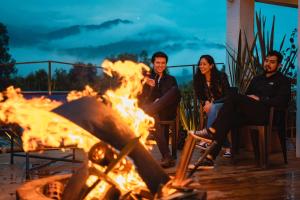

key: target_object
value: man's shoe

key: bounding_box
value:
[160,157,176,168]
[188,157,214,170]
[193,129,214,143]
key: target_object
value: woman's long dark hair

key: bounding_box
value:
[193,54,223,101]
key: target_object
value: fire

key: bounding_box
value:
[67,85,98,102]
[0,86,99,152]
[102,60,154,145]
[0,60,156,199]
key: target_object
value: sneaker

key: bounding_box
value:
[195,141,210,150]
[223,149,232,158]
[188,157,214,170]
[193,129,214,143]
[160,157,176,168]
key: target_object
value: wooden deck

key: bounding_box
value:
[0,143,299,200]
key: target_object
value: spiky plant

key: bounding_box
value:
[227,11,297,94]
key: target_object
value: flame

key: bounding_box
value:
[67,85,98,102]
[0,60,155,199]
[0,86,99,152]
[102,60,154,145]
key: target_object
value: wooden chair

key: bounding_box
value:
[246,107,288,168]
[157,106,180,159]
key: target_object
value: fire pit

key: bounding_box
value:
[1,60,207,200]
[16,132,207,200]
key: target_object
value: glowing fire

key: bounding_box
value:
[0,86,99,152]
[67,85,98,102]
[102,60,154,144]
[0,60,155,199]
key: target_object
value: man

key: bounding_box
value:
[142,51,181,168]
[193,50,291,168]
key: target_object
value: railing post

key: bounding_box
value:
[48,61,52,95]
[192,65,198,129]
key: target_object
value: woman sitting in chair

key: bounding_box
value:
[193,54,231,158]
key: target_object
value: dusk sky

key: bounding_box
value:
[0,1,297,77]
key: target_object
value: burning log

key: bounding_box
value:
[52,96,170,195]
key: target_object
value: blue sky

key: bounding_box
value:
[0,1,297,77]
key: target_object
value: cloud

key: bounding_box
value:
[8,19,134,47]
[45,19,133,40]
[58,35,224,60]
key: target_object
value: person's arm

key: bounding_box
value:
[221,73,230,96]
[260,77,291,108]
[245,77,256,95]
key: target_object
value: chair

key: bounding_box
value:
[0,125,81,179]
[157,106,180,159]
[246,107,288,168]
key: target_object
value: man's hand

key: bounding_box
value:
[145,77,155,87]
[203,101,212,113]
[247,95,260,101]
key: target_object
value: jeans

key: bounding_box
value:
[206,103,230,148]
[206,103,223,128]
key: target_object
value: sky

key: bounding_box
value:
[0,0,297,78]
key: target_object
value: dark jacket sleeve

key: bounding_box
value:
[221,73,230,96]
[245,77,256,95]
[260,77,291,108]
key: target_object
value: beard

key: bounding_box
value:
[264,65,278,74]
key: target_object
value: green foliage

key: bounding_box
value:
[106,50,151,67]
[179,81,200,131]
[68,62,100,90]
[52,69,71,91]
[226,11,298,94]
[14,69,48,91]
[0,23,16,91]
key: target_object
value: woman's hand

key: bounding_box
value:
[203,101,212,113]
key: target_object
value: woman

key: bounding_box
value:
[193,54,231,157]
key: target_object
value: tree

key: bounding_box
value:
[106,50,151,66]
[68,62,100,90]
[0,23,16,91]
[17,69,48,91]
[52,69,71,91]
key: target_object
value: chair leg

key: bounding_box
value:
[258,126,268,168]
[277,128,288,164]
[171,124,177,159]
[250,130,260,165]
[230,128,239,163]
[10,133,14,165]
[25,153,30,179]
[230,128,240,155]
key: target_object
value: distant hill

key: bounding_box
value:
[46,19,133,39]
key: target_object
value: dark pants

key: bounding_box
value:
[209,93,270,159]
[153,116,172,158]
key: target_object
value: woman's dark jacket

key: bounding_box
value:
[193,72,230,105]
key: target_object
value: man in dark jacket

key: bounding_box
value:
[142,51,181,168]
[193,50,291,168]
